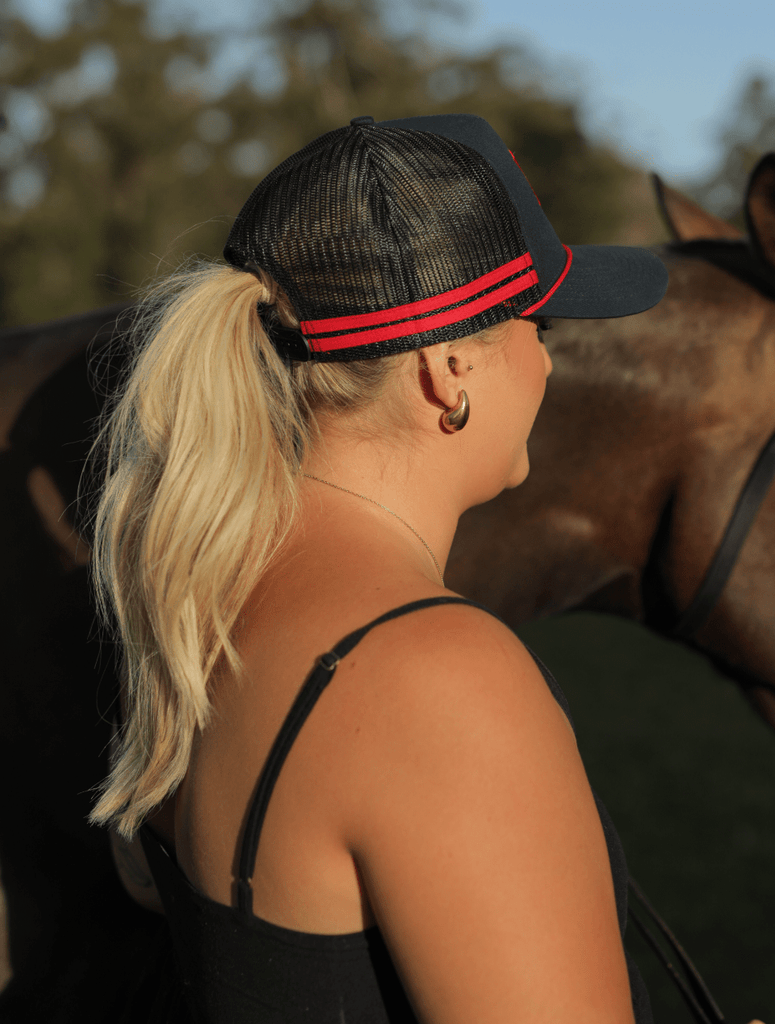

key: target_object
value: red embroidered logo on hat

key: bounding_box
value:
[509,150,541,206]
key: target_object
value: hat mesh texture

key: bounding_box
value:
[224,126,541,361]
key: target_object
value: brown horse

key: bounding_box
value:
[448,153,775,728]
[0,305,161,1020]
[1,158,774,1014]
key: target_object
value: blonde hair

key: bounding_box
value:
[84,261,407,838]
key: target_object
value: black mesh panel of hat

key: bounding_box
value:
[224,125,541,361]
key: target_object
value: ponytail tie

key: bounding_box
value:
[242,260,311,368]
[255,303,311,369]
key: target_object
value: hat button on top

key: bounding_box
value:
[350,115,375,126]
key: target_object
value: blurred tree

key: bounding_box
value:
[688,74,775,226]
[0,0,240,326]
[0,0,642,328]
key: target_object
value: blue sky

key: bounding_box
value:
[454,0,775,185]
[13,0,775,185]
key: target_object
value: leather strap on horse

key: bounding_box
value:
[672,427,775,639]
[628,876,726,1024]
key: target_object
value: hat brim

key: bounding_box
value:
[537,245,668,319]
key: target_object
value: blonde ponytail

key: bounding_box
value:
[84,261,400,837]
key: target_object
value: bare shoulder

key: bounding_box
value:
[340,598,634,1024]
[340,596,581,825]
[342,597,572,750]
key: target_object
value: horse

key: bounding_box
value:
[448,152,775,729]
[1,156,774,1013]
[0,305,163,1020]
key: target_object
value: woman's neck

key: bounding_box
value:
[300,432,462,589]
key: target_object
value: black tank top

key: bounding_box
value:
[139,597,653,1023]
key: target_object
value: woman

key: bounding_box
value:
[88,113,669,1023]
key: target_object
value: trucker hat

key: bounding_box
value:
[224,113,668,362]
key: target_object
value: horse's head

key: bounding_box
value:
[655,154,775,303]
[640,157,775,727]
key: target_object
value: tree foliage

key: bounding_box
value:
[0,0,640,328]
[689,74,775,224]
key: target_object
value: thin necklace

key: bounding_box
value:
[303,473,445,586]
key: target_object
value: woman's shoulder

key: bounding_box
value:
[271,581,558,727]
[339,588,546,699]
[329,587,575,796]
[237,577,571,782]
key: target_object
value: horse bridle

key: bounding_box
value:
[629,426,775,1024]
[627,876,726,1024]
[669,426,775,639]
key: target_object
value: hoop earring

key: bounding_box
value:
[442,390,469,431]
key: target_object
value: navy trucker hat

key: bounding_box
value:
[224,113,668,362]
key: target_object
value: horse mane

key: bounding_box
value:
[666,238,775,302]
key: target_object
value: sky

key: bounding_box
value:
[11,0,775,185]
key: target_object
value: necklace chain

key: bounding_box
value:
[302,474,445,585]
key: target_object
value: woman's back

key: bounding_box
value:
[172,525,444,935]
[141,500,644,1023]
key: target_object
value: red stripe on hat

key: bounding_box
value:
[300,253,533,337]
[521,245,572,316]
[310,269,539,352]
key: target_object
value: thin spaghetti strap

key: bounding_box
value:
[236,596,500,916]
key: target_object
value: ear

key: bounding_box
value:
[420,343,461,412]
[652,173,743,242]
[745,152,775,271]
